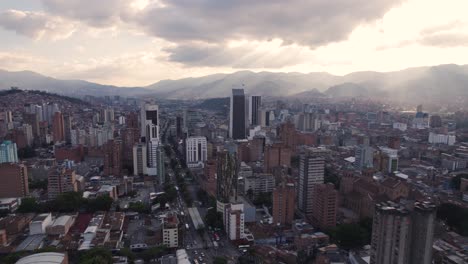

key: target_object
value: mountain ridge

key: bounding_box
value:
[0,64,467,103]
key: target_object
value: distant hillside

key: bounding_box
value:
[195,97,229,112]
[0,69,151,97]
[2,64,468,104]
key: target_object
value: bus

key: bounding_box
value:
[185,223,190,230]
[238,245,250,249]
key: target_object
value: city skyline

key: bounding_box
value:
[0,0,467,86]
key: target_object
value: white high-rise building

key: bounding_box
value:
[186,136,207,168]
[428,132,456,146]
[147,139,159,176]
[224,203,245,241]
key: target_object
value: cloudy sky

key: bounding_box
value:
[0,0,468,86]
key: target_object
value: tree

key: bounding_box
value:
[86,195,113,212]
[139,246,168,262]
[253,192,272,207]
[128,201,149,213]
[17,197,41,213]
[213,257,228,264]
[79,248,113,264]
[53,192,84,212]
[205,209,224,230]
[327,223,369,250]
[437,203,468,236]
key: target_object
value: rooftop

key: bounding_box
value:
[15,252,66,264]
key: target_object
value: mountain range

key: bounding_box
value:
[1,64,468,103]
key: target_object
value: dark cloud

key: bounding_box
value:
[0,10,75,39]
[164,42,304,68]
[419,33,468,48]
[137,0,403,48]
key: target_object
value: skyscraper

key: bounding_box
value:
[370,201,436,264]
[216,150,238,212]
[249,95,261,126]
[298,149,325,220]
[0,140,18,163]
[133,143,147,176]
[409,201,437,264]
[230,89,246,139]
[272,182,296,226]
[140,103,159,141]
[63,114,72,144]
[52,112,65,143]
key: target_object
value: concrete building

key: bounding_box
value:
[186,136,208,168]
[46,215,75,236]
[0,163,28,198]
[311,183,338,229]
[354,145,374,170]
[0,197,21,212]
[230,89,246,139]
[29,213,53,235]
[141,103,159,140]
[272,182,296,226]
[298,149,325,219]
[429,132,456,146]
[224,203,245,241]
[0,140,18,163]
[133,143,147,176]
[244,173,275,197]
[48,166,78,200]
[370,201,436,264]
[409,201,437,264]
[162,213,179,248]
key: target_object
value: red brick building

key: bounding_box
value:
[52,112,65,142]
[272,182,296,226]
[0,163,29,198]
[311,183,338,229]
[103,139,123,176]
[264,143,291,173]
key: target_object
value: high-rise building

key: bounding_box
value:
[370,201,436,264]
[52,112,65,143]
[272,182,296,226]
[224,203,245,241]
[409,201,437,264]
[133,143,147,176]
[103,139,122,176]
[216,151,238,212]
[230,89,246,139]
[0,140,18,163]
[47,166,77,200]
[176,116,183,138]
[298,149,325,220]
[147,139,159,176]
[19,124,34,146]
[122,127,140,168]
[0,163,28,198]
[126,112,139,129]
[249,95,261,126]
[354,145,374,170]
[23,112,40,138]
[140,103,159,141]
[101,108,115,124]
[157,147,166,184]
[311,183,338,229]
[63,114,72,144]
[186,136,208,168]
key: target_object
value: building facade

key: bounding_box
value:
[272,182,296,226]
[230,89,246,139]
